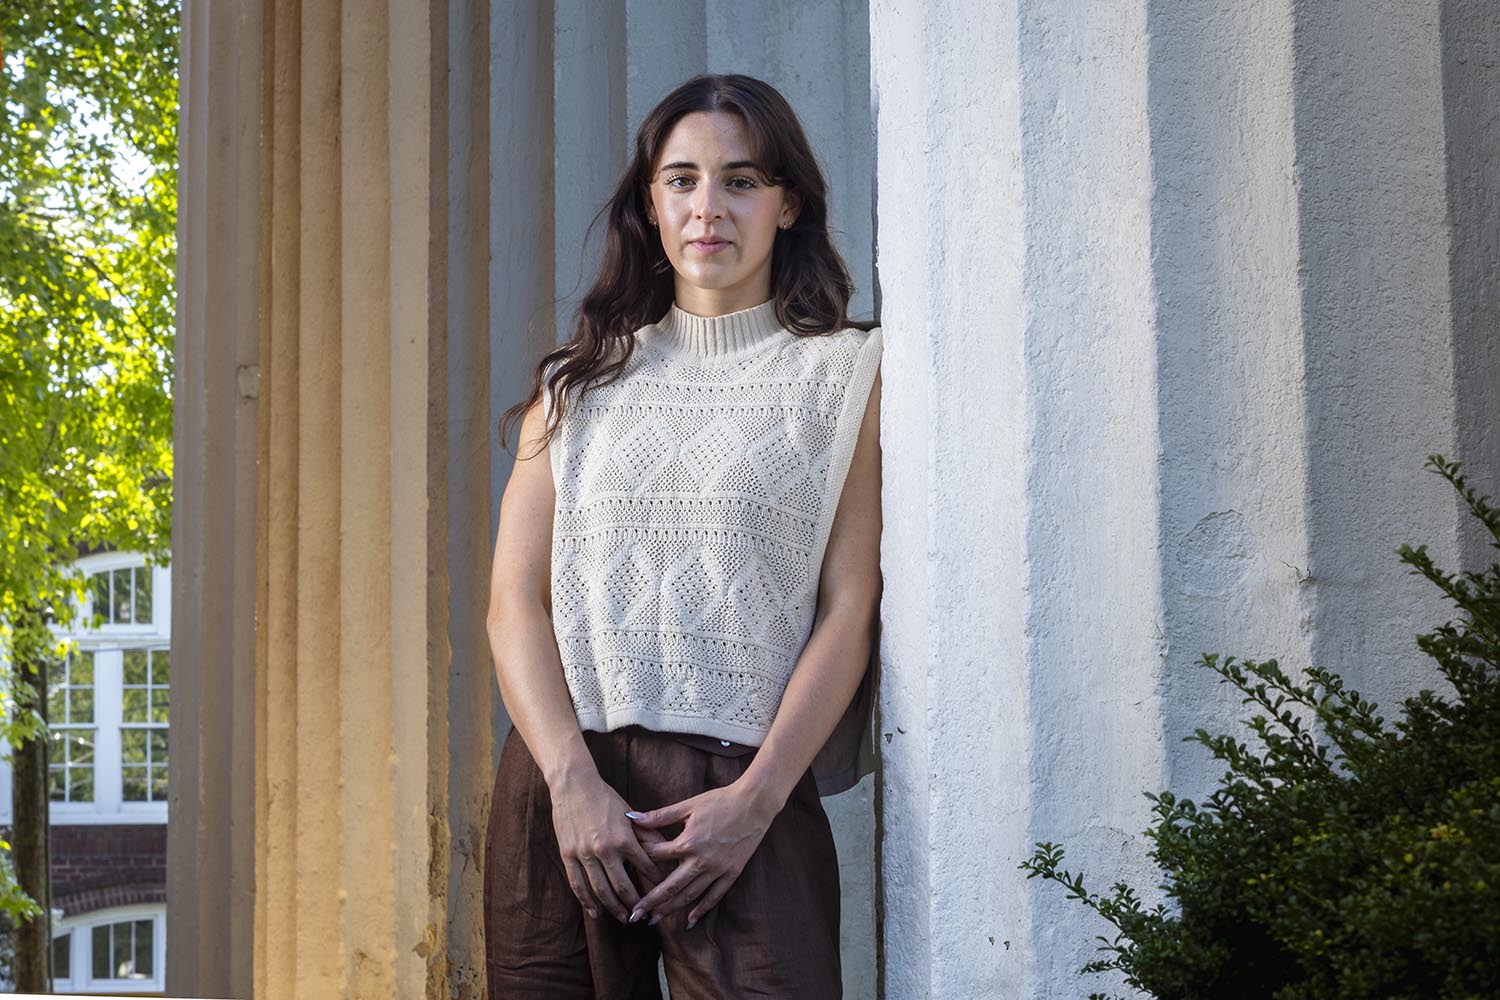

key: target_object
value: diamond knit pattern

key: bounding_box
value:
[546,299,883,746]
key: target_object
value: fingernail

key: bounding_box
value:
[624,811,646,820]
[629,909,643,924]
[649,913,663,926]
[587,908,598,920]
[686,917,697,930]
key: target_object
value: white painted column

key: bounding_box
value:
[871,0,1036,995]
[871,0,1499,996]
[1443,0,1500,570]
[1145,0,1316,806]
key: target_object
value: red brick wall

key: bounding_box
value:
[25,824,167,917]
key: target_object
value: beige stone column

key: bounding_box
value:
[170,0,265,995]
[173,0,500,996]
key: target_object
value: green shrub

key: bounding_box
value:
[1020,455,1500,1000]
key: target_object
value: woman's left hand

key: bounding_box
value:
[624,781,781,928]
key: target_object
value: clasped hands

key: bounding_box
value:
[550,771,779,931]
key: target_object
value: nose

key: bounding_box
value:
[693,185,724,221]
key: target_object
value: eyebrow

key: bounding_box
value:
[658,160,763,172]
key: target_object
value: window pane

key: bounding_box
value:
[46,687,65,723]
[48,729,70,760]
[124,649,148,685]
[122,766,148,802]
[121,729,147,762]
[51,931,70,979]
[112,569,131,624]
[69,688,93,725]
[48,767,66,802]
[92,924,110,979]
[112,919,136,978]
[134,568,152,624]
[123,688,148,723]
[149,729,168,761]
[151,691,169,724]
[133,919,153,976]
[71,769,93,803]
[73,731,94,764]
[150,768,168,800]
[47,656,65,689]
[92,572,110,623]
[153,648,169,686]
[73,651,93,686]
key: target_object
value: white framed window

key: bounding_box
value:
[89,562,154,626]
[76,551,171,637]
[0,552,171,824]
[51,903,166,994]
[47,648,97,803]
[39,644,171,823]
[120,647,170,802]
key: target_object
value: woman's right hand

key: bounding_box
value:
[548,768,666,922]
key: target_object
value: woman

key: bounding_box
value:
[483,72,882,999]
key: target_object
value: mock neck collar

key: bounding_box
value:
[651,297,786,361]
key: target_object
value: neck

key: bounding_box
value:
[652,296,785,361]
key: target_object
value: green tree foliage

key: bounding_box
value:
[1021,455,1500,1000]
[0,0,177,917]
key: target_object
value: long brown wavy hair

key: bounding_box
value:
[497,72,877,460]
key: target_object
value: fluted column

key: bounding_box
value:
[174,0,499,995]
[171,0,264,995]
[871,0,1500,996]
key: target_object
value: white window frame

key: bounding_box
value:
[0,552,171,825]
[51,902,167,995]
[73,551,172,638]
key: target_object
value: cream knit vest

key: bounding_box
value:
[545,297,883,749]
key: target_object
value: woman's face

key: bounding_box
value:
[646,110,799,314]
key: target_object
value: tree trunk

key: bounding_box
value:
[10,610,51,992]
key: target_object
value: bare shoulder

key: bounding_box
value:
[514,395,554,472]
[490,396,555,618]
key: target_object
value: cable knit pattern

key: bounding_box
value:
[545,298,883,746]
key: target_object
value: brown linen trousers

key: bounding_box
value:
[484,724,843,999]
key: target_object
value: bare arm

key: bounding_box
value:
[627,365,883,926]
[486,397,663,922]
[485,398,593,787]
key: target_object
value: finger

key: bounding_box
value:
[686,872,737,928]
[600,854,643,915]
[632,861,702,916]
[563,858,601,920]
[653,869,717,920]
[582,856,629,922]
[642,836,695,862]
[622,832,663,883]
[625,798,694,829]
[633,824,667,846]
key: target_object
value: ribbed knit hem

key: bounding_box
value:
[574,707,771,748]
[650,297,787,362]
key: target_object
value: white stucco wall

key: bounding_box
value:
[872,0,1499,996]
